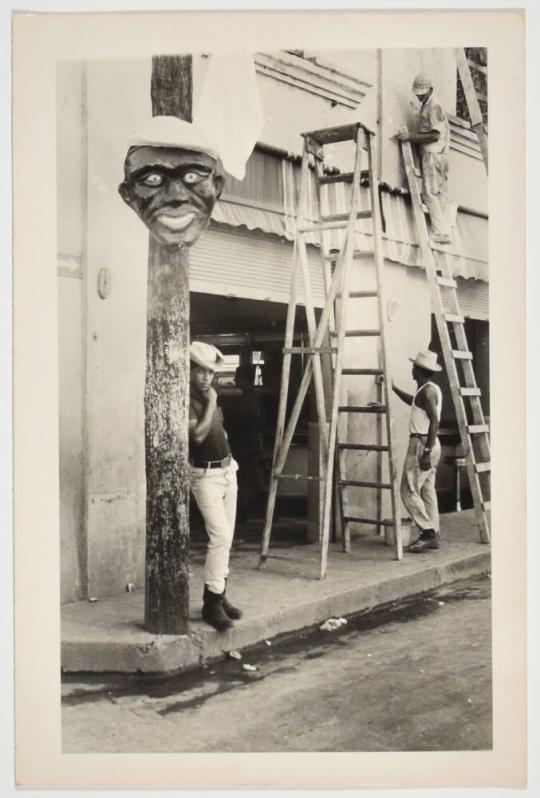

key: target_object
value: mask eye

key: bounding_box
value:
[183,171,203,184]
[183,169,213,185]
[140,172,163,187]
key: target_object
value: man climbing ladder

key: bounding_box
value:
[396,73,452,245]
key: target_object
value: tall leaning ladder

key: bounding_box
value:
[454,48,488,174]
[259,122,403,578]
[400,141,491,543]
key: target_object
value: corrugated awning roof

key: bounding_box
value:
[213,190,488,283]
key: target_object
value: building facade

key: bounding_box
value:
[57,48,488,603]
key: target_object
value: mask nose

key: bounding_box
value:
[163,178,190,204]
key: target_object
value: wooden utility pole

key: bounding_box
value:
[144,55,192,634]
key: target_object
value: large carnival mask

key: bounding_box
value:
[119,119,225,248]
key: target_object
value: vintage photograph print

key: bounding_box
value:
[57,46,494,755]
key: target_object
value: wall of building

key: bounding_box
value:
[58,50,488,600]
[83,59,152,597]
[57,62,86,603]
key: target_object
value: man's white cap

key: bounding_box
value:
[128,116,220,160]
[412,74,432,94]
[409,349,442,372]
[190,341,225,370]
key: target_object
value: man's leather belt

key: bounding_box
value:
[191,454,232,469]
[410,433,428,438]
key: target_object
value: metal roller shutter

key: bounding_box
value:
[456,278,489,320]
[189,222,326,306]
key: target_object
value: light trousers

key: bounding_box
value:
[190,459,238,594]
[401,437,441,532]
[421,151,450,237]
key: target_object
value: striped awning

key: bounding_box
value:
[212,181,488,283]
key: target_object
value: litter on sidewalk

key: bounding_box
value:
[320,617,348,632]
[228,650,242,660]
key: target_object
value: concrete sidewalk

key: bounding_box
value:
[61,510,490,674]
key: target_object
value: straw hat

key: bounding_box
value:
[189,341,225,371]
[409,349,442,372]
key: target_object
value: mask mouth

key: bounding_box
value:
[155,211,196,231]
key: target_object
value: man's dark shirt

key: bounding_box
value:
[189,393,231,463]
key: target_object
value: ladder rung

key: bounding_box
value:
[452,350,473,360]
[323,251,373,261]
[304,122,374,145]
[298,212,371,233]
[320,211,373,224]
[340,480,392,489]
[346,329,381,338]
[445,313,465,324]
[468,424,489,434]
[319,170,370,185]
[330,329,380,337]
[339,405,387,414]
[437,277,457,288]
[475,462,491,473]
[460,387,481,397]
[431,243,452,254]
[282,347,338,354]
[341,368,383,375]
[343,516,394,527]
[274,473,323,482]
[338,443,389,452]
[336,290,379,299]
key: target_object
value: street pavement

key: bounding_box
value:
[62,574,492,753]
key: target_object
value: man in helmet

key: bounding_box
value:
[396,74,451,245]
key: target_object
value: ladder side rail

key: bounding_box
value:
[437,253,491,465]
[320,126,367,578]
[367,134,403,560]
[313,158,345,546]
[454,48,488,173]
[274,189,366,477]
[401,141,490,543]
[259,241,302,565]
[296,143,330,454]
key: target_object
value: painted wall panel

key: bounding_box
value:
[84,59,151,596]
[58,275,84,603]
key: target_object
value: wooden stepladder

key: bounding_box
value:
[259,122,403,578]
[400,141,491,543]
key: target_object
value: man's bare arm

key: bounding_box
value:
[392,383,414,406]
[189,387,217,445]
[396,129,440,145]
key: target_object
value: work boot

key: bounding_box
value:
[222,579,243,620]
[408,529,440,553]
[202,586,233,632]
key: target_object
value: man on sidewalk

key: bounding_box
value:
[189,341,242,631]
[392,350,443,553]
[396,74,452,245]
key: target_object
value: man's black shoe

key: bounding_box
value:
[408,531,440,553]
[222,579,243,620]
[202,587,233,632]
